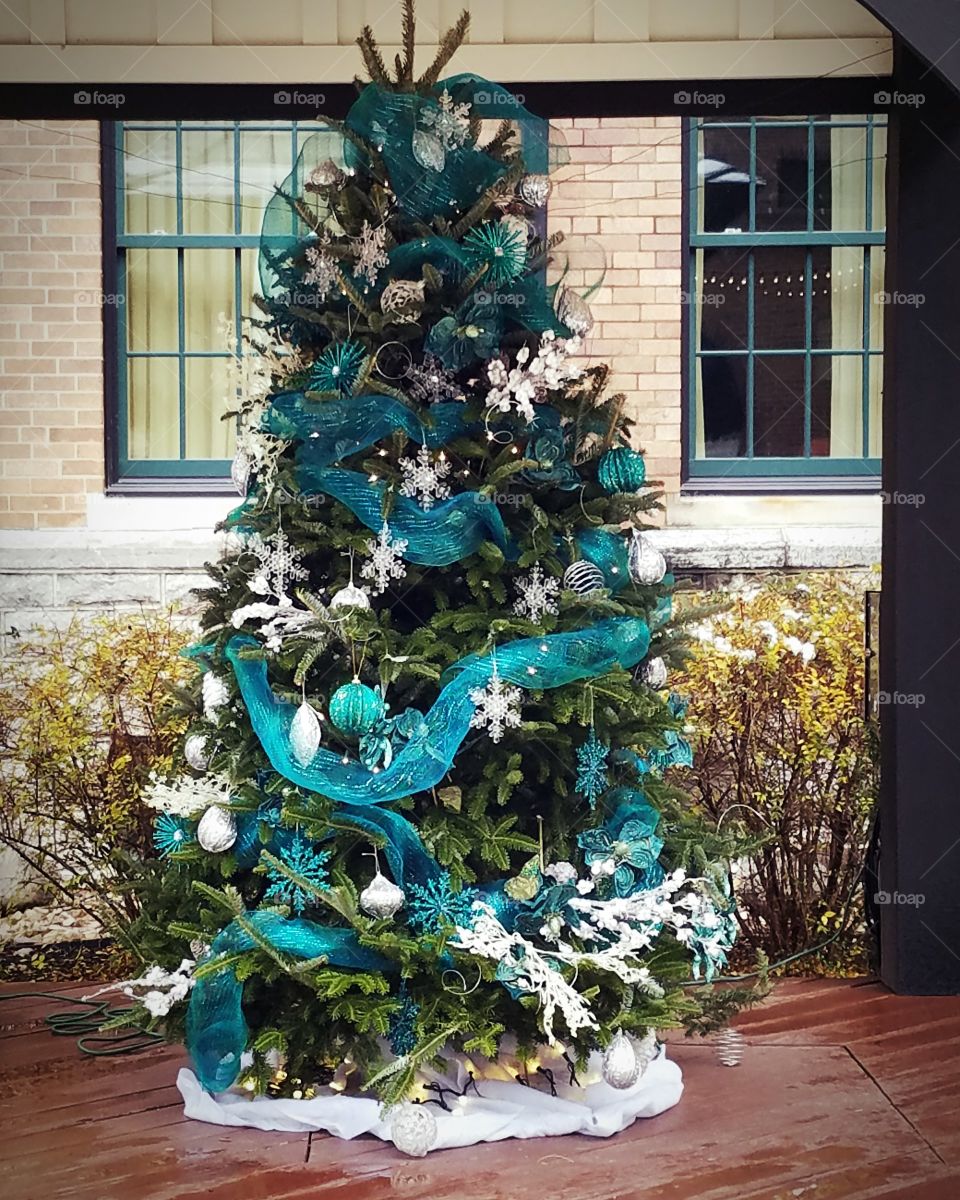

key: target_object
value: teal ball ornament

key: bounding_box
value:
[328,680,385,737]
[598,446,646,494]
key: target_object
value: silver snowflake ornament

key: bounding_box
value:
[303,232,338,300]
[398,445,451,511]
[354,221,390,287]
[246,528,308,604]
[420,89,472,151]
[361,521,408,594]
[513,565,560,622]
[469,664,522,743]
[406,353,462,405]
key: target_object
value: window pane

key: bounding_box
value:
[812,122,870,231]
[697,123,751,233]
[183,248,235,350]
[812,246,864,349]
[128,356,179,460]
[184,356,235,459]
[753,354,805,456]
[182,129,235,234]
[123,128,177,234]
[240,129,293,236]
[697,353,748,458]
[810,354,864,458]
[871,122,887,231]
[126,249,179,352]
[754,123,809,232]
[753,246,807,349]
[697,247,748,350]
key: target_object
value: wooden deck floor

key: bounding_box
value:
[2,978,960,1199]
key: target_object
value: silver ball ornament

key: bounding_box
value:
[635,1028,659,1073]
[230,450,251,496]
[563,559,605,596]
[202,672,230,720]
[359,871,405,919]
[628,530,667,586]
[184,733,211,771]
[519,173,552,207]
[381,279,426,325]
[602,1029,641,1090]
[556,286,594,336]
[389,1102,438,1157]
[329,582,372,610]
[196,805,238,854]
[641,656,668,689]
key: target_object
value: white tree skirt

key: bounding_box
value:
[177,1044,683,1152]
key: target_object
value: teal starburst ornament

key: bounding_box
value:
[407,871,478,933]
[308,340,366,395]
[462,219,527,286]
[575,727,610,809]
[262,832,331,914]
[153,813,193,858]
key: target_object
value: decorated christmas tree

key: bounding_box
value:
[127,4,755,1155]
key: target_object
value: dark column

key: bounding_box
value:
[879,44,960,993]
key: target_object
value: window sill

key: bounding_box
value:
[681,474,881,495]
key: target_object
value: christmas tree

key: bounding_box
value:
[127,3,753,1152]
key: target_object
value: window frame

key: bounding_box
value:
[681,115,885,492]
[103,119,323,492]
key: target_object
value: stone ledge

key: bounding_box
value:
[646,525,880,571]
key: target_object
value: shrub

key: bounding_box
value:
[672,573,878,974]
[0,609,191,927]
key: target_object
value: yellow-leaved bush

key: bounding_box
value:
[672,572,879,974]
[0,610,191,925]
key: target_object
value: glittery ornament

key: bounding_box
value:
[715,1026,744,1067]
[189,938,210,959]
[308,340,366,395]
[641,656,668,689]
[202,672,230,720]
[305,159,345,191]
[196,806,238,854]
[469,665,522,743]
[290,700,322,765]
[359,871,405,919]
[412,128,445,172]
[381,278,426,325]
[636,1028,659,1073]
[556,286,594,335]
[328,680,385,737]
[598,446,646,493]
[627,530,667,586]
[602,1030,640,1089]
[184,733,211,771]
[353,221,390,287]
[328,582,371,610]
[230,449,251,496]
[462,220,527,286]
[389,1102,437,1157]
[519,173,552,207]
[563,559,605,596]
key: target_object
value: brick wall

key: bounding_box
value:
[549,116,683,498]
[0,119,104,530]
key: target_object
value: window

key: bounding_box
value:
[685,115,886,483]
[108,120,337,484]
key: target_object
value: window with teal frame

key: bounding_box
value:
[686,115,886,483]
[111,120,336,482]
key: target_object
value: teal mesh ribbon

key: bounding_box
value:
[186,912,389,1092]
[266,392,474,465]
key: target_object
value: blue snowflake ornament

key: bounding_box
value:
[388,984,420,1056]
[262,832,331,914]
[407,871,479,934]
[575,727,610,809]
[154,813,192,858]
